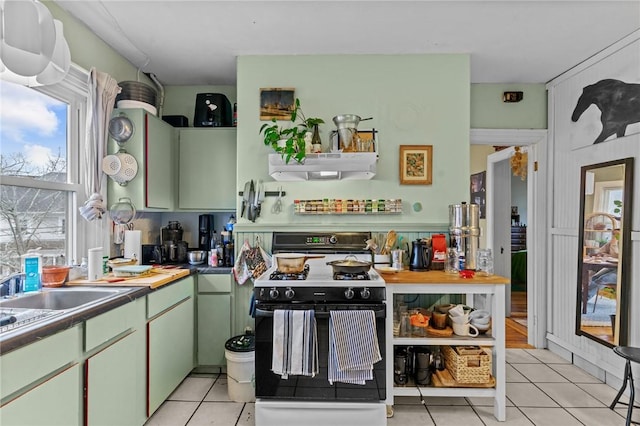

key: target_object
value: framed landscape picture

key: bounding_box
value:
[400,145,432,185]
[260,88,295,120]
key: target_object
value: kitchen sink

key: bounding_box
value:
[0,287,136,311]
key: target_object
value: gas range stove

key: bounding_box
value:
[254,232,385,303]
[254,256,385,303]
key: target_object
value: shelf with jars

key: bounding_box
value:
[293,198,402,214]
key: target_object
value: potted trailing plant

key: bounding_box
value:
[260,98,324,164]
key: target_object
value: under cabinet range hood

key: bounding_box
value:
[268,153,377,181]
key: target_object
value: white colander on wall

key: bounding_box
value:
[102,150,138,186]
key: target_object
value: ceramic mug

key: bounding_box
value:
[448,304,466,317]
[452,321,479,337]
[449,313,470,324]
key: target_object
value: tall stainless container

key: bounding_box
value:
[448,203,480,270]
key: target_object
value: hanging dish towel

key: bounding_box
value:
[328,310,382,385]
[272,309,318,379]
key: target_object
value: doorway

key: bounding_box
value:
[471,129,548,348]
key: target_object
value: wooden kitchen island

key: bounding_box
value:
[380,270,509,422]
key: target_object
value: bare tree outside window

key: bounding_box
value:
[1,81,71,274]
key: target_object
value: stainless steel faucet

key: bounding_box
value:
[0,273,25,297]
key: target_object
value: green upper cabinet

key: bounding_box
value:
[178,128,236,210]
[107,108,176,210]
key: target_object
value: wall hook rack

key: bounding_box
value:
[238,191,286,197]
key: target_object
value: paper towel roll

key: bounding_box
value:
[124,230,142,265]
[88,247,103,281]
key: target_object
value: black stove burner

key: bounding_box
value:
[270,264,309,281]
[333,271,371,281]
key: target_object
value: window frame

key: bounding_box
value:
[1,65,89,266]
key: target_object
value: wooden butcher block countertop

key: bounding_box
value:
[376,269,510,285]
[67,267,191,289]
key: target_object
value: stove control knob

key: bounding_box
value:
[344,287,355,300]
[269,288,280,300]
[329,235,338,244]
[360,287,371,299]
[284,288,295,299]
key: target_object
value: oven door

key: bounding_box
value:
[254,303,386,402]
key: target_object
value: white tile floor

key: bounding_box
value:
[145,349,638,425]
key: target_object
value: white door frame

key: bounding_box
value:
[471,128,548,348]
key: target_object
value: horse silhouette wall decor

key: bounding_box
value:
[571,79,640,144]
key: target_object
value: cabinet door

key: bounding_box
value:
[85,332,144,426]
[107,108,174,210]
[178,128,237,210]
[198,294,231,366]
[148,297,195,416]
[0,364,82,426]
[145,114,174,209]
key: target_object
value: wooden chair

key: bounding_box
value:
[592,282,617,313]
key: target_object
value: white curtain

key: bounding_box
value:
[79,68,120,221]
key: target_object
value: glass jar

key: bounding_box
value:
[445,248,459,274]
[476,249,494,276]
[399,311,411,337]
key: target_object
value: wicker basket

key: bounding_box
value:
[442,345,491,384]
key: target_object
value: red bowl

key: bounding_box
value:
[459,269,475,279]
[42,265,71,287]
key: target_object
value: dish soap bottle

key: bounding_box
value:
[21,251,42,293]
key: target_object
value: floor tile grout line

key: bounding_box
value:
[527,377,612,410]
[233,402,247,426]
[180,349,630,425]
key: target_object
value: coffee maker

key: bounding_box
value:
[161,221,188,263]
[198,214,214,250]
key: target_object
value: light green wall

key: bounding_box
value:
[236,54,470,226]
[471,84,547,129]
[45,1,152,86]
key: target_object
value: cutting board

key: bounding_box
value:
[425,325,453,337]
[67,268,190,289]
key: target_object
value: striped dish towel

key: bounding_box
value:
[328,310,382,385]
[271,310,318,379]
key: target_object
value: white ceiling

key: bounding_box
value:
[55,1,640,86]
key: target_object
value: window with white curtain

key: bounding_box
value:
[0,66,88,274]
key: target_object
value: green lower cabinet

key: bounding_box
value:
[0,364,82,426]
[197,294,231,365]
[85,331,143,426]
[197,274,232,366]
[147,296,195,417]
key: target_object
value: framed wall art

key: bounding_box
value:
[399,145,432,185]
[259,88,295,120]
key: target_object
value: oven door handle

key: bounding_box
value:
[254,308,386,319]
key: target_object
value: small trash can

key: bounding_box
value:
[224,333,255,402]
